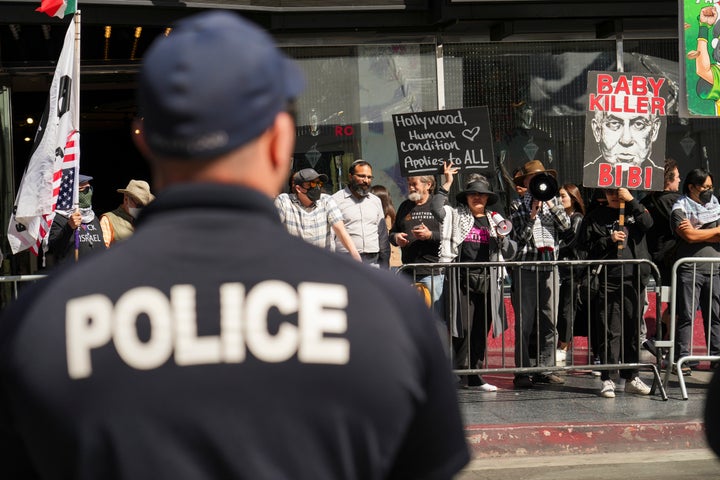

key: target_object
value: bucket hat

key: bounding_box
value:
[456,180,499,205]
[118,179,155,206]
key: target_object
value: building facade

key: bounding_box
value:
[0,0,713,274]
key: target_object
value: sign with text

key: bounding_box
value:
[582,71,668,192]
[392,107,494,177]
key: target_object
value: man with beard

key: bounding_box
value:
[275,168,361,260]
[332,160,389,268]
[391,175,445,313]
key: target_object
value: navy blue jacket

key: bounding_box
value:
[0,183,469,480]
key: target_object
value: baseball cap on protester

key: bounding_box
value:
[293,168,328,185]
[78,174,93,183]
[137,10,306,160]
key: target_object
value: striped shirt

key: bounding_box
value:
[274,193,343,250]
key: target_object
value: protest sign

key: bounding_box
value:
[392,107,494,177]
[582,71,668,191]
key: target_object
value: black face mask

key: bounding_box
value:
[700,188,714,204]
[305,186,322,202]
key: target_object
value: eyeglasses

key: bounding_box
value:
[697,184,714,191]
[302,180,323,189]
[353,174,374,181]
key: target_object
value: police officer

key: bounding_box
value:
[0,11,469,480]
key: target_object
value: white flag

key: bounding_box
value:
[8,17,80,255]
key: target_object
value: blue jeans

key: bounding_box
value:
[676,270,720,361]
[418,274,445,320]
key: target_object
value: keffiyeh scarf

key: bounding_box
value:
[673,195,720,228]
[439,204,504,263]
[523,194,556,250]
[56,206,96,224]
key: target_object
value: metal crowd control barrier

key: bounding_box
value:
[0,275,47,309]
[398,258,668,400]
[660,257,720,400]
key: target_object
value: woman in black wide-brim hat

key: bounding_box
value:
[431,161,518,392]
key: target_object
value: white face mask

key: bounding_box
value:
[128,207,141,219]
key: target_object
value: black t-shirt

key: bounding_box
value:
[0,184,469,480]
[459,216,491,262]
[392,197,442,275]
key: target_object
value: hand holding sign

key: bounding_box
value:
[611,224,627,244]
[615,188,633,255]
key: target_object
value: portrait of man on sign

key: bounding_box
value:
[583,71,668,192]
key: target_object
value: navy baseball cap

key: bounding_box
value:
[78,174,93,183]
[138,10,305,160]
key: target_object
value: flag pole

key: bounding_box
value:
[73,10,81,262]
[616,200,625,257]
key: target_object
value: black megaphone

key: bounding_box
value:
[528,172,558,202]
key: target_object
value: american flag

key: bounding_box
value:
[7,17,79,256]
[27,130,79,255]
[54,132,79,211]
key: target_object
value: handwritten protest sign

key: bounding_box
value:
[582,71,668,192]
[392,107,494,177]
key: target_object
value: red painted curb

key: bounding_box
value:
[465,420,706,457]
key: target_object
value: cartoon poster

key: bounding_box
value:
[582,71,668,192]
[682,1,720,116]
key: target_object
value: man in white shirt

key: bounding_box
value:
[332,160,389,268]
[275,168,360,261]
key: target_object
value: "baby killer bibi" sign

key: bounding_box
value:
[582,71,669,192]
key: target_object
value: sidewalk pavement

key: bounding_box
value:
[458,364,713,459]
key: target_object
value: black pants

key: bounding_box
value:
[595,277,641,381]
[452,285,492,374]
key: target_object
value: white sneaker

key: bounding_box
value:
[556,349,567,363]
[478,383,498,392]
[624,376,651,395]
[600,379,615,398]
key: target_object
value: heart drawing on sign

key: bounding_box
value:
[462,127,480,142]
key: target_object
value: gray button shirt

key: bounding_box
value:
[332,187,386,255]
